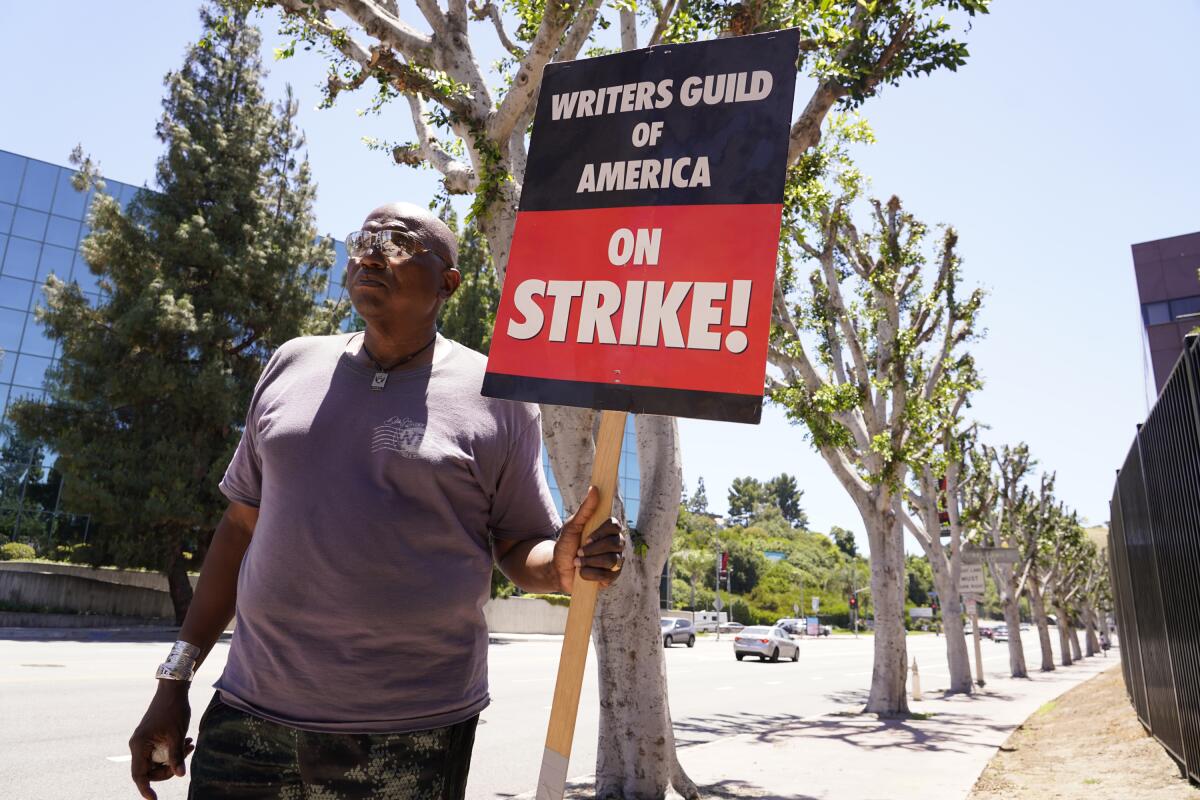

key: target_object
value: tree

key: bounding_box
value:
[9,3,346,623]
[766,473,808,529]
[969,442,1035,678]
[1015,474,1061,672]
[727,476,766,526]
[437,205,500,354]
[769,134,984,712]
[249,0,990,785]
[903,417,983,695]
[686,477,709,515]
[831,525,858,558]
[669,549,710,610]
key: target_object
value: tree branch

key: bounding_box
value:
[469,0,526,57]
[398,93,478,193]
[489,0,574,142]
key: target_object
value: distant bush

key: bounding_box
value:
[520,593,571,608]
[0,542,37,561]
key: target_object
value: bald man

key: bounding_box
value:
[128,203,627,800]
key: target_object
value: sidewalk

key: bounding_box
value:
[540,649,1116,800]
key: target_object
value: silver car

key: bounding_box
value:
[661,617,696,647]
[734,625,799,662]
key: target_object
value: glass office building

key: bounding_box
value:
[542,421,641,525]
[0,147,639,543]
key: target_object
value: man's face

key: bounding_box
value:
[345,205,460,325]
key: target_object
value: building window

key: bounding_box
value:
[1142,301,1171,326]
[1169,295,1200,322]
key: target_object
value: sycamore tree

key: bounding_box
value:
[233,0,989,789]
[903,414,982,695]
[1014,473,1061,672]
[9,3,346,623]
[969,442,1035,677]
[768,117,984,714]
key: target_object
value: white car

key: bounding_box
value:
[733,625,799,662]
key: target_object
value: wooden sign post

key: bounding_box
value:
[537,410,625,799]
[481,30,801,799]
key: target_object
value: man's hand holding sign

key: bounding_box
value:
[481,30,800,799]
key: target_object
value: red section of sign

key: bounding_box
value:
[487,204,779,397]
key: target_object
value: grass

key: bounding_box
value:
[1034,700,1058,716]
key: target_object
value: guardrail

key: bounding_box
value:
[1110,333,1200,786]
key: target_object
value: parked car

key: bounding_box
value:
[1019,623,1031,632]
[993,624,1009,642]
[661,617,696,647]
[717,621,745,634]
[734,625,799,662]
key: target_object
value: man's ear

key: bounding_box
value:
[441,267,462,298]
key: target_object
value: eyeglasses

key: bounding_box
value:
[345,229,443,263]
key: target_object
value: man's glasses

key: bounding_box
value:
[345,229,442,263]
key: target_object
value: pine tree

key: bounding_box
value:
[9,2,347,622]
[437,205,500,354]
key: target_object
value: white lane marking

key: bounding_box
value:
[765,680,783,685]
[715,686,734,691]
[106,755,132,763]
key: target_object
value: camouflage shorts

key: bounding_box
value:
[188,694,478,800]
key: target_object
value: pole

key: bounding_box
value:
[536,410,626,800]
[715,546,722,641]
[970,597,985,687]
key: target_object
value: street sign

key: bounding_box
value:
[713,596,724,611]
[958,563,986,595]
[909,607,933,619]
[961,547,1021,566]
[792,603,800,614]
[483,31,801,424]
[811,597,820,613]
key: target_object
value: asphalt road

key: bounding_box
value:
[0,626,1082,799]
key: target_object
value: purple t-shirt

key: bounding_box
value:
[215,333,561,733]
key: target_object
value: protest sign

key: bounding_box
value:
[485,31,801,799]
[483,29,800,424]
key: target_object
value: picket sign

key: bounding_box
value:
[481,29,800,799]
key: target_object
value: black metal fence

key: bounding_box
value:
[1110,333,1200,785]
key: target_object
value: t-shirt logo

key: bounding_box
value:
[371,416,427,458]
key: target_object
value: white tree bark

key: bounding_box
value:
[864,507,909,716]
[927,549,972,693]
[1025,577,1055,672]
[1053,599,1073,667]
[988,562,1028,678]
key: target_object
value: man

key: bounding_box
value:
[129,202,626,799]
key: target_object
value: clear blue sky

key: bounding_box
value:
[3,1,1197,553]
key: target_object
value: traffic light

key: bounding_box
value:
[849,596,857,610]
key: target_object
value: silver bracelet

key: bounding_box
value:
[155,640,201,682]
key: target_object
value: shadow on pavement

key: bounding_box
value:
[695,778,822,799]
[674,709,1015,755]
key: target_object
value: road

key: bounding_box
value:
[0,626,1089,798]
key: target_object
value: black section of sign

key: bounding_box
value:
[481,373,763,425]
[519,29,800,212]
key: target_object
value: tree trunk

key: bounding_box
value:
[928,551,972,694]
[1026,579,1055,672]
[990,563,1027,678]
[1053,601,1073,666]
[864,509,909,716]
[164,539,192,626]
[1067,613,1083,661]
[1082,604,1100,656]
[541,407,697,799]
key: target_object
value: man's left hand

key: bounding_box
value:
[554,485,626,594]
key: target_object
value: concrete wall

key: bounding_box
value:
[0,569,175,618]
[0,561,198,591]
[0,570,572,633]
[482,596,569,634]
